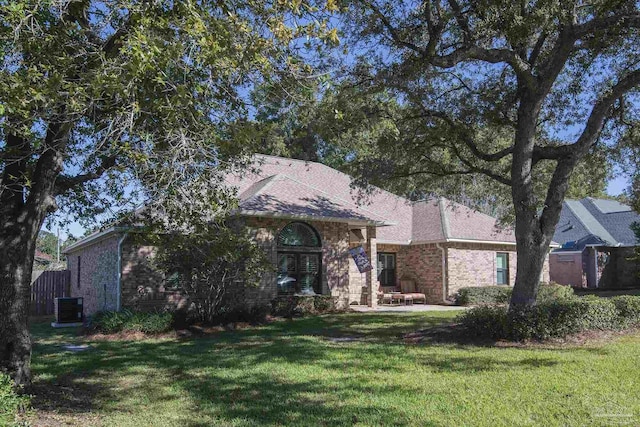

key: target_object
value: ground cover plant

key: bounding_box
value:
[26,311,640,426]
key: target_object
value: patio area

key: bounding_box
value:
[350,304,467,312]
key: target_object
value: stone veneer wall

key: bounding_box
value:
[244,217,354,308]
[67,235,120,315]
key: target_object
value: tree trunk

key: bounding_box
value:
[508,92,551,311]
[0,213,46,387]
[1,129,66,386]
[510,230,551,307]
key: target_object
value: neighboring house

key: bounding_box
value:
[34,250,53,268]
[64,155,551,315]
[550,198,640,288]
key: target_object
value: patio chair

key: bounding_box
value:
[377,287,393,305]
[400,279,426,304]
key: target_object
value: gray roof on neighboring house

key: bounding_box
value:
[553,197,640,248]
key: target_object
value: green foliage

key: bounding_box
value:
[612,295,640,327]
[92,309,174,335]
[537,283,576,302]
[35,231,59,260]
[455,283,574,306]
[0,374,29,426]
[459,295,640,341]
[457,305,508,339]
[0,0,336,230]
[455,286,513,306]
[214,304,271,325]
[271,295,338,317]
[153,221,271,324]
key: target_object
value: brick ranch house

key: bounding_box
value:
[63,155,551,315]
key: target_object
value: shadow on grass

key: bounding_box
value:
[26,311,593,425]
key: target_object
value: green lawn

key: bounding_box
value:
[28,311,640,426]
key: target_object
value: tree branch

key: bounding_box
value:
[409,108,515,162]
[54,155,117,195]
[573,12,640,38]
[573,69,640,151]
[362,0,535,87]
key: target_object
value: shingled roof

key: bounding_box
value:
[226,155,516,245]
[553,197,640,248]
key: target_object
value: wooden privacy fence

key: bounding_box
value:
[31,270,71,315]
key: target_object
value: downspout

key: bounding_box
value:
[435,242,447,303]
[116,232,129,311]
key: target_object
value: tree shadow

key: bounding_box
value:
[27,312,612,425]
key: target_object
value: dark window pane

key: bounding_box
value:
[278,222,320,247]
[377,253,396,286]
[496,253,509,285]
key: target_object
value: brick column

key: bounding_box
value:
[365,226,378,308]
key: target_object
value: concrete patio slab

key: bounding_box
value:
[350,304,468,312]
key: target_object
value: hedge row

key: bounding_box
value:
[271,295,338,317]
[457,295,640,341]
[92,309,175,334]
[454,283,575,306]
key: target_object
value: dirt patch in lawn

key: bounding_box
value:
[82,319,278,341]
[404,323,640,348]
[26,379,104,427]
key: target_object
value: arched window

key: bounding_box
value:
[277,222,322,295]
[277,222,321,247]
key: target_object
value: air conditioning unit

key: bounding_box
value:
[54,297,83,324]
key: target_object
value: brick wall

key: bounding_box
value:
[398,243,445,303]
[244,217,353,308]
[377,243,407,291]
[446,243,517,297]
[67,235,120,315]
[549,252,584,287]
[120,237,189,312]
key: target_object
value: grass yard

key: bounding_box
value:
[27,311,640,426]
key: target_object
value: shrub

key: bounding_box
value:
[214,304,270,325]
[580,296,621,331]
[271,295,337,317]
[455,283,575,306]
[0,374,30,426]
[537,282,575,302]
[457,305,508,339]
[92,310,174,334]
[458,295,640,341]
[612,295,640,327]
[153,222,271,324]
[454,286,512,306]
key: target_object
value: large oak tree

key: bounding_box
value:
[0,0,330,386]
[327,0,640,309]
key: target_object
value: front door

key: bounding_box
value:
[277,252,321,295]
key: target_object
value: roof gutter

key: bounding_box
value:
[235,210,396,227]
[116,232,129,311]
[435,242,447,303]
[63,226,130,254]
